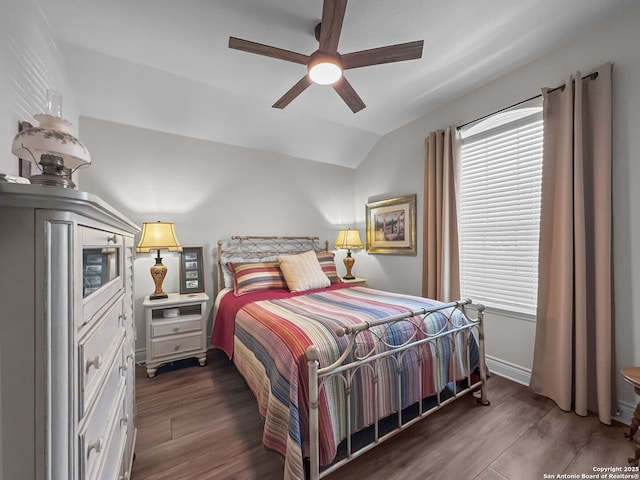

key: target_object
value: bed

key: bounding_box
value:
[211,236,489,480]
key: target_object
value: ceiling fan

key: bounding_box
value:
[228,0,424,113]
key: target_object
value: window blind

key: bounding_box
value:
[459,110,543,316]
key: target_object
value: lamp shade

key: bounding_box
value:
[11,114,91,170]
[136,221,182,252]
[335,229,363,250]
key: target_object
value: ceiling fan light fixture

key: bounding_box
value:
[309,61,342,85]
[308,51,343,85]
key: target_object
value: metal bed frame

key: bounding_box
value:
[216,236,489,480]
[306,298,488,479]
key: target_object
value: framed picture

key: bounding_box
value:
[179,246,205,294]
[18,158,31,179]
[365,194,417,255]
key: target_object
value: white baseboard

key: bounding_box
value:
[485,355,632,427]
[615,398,634,427]
[486,355,532,386]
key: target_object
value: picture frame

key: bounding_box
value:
[365,194,417,255]
[18,158,31,179]
[179,246,205,294]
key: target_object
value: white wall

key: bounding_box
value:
[77,117,357,360]
[355,4,640,424]
[0,0,79,177]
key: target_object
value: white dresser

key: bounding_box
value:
[0,183,139,480]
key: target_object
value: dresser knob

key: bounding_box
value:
[107,234,117,243]
[86,355,103,372]
[174,344,181,351]
[173,326,180,332]
[87,436,103,455]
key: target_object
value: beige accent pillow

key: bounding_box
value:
[278,250,331,292]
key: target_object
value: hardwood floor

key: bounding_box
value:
[131,349,631,480]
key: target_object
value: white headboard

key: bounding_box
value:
[216,236,329,294]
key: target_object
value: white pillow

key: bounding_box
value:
[278,250,331,292]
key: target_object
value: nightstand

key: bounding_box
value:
[144,292,209,377]
[341,277,368,287]
[622,367,640,466]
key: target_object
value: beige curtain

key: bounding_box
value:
[529,63,615,424]
[422,127,461,302]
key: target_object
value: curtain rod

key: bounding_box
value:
[456,71,599,130]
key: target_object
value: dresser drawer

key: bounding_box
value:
[81,225,125,328]
[151,317,202,338]
[95,395,127,480]
[150,332,203,358]
[79,298,125,416]
[79,373,125,480]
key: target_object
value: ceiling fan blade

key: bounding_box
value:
[342,40,424,69]
[318,0,347,52]
[332,76,366,113]
[229,37,309,65]
[272,76,313,109]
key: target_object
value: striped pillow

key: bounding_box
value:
[278,250,331,292]
[316,251,341,284]
[228,261,287,296]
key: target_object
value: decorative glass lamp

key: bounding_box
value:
[11,90,91,189]
[335,228,364,280]
[136,221,182,300]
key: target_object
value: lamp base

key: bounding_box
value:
[343,250,356,280]
[29,154,76,189]
[149,292,168,300]
[149,255,168,300]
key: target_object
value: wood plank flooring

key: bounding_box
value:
[131,349,631,480]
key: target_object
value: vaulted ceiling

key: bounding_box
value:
[41,0,633,168]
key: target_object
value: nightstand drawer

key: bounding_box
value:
[151,317,202,338]
[150,332,203,359]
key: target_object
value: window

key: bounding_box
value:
[459,104,543,317]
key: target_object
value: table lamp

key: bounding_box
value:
[11,90,91,189]
[335,228,364,280]
[136,221,182,299]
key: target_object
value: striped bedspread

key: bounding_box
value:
[214,286,479,480]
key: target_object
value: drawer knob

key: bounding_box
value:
[87,436,103,455]
[174,344,181,351]
[173,326,180,332]
[107,234,118,243]
[86,355,103,372]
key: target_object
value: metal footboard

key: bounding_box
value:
[306,299,489,480]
